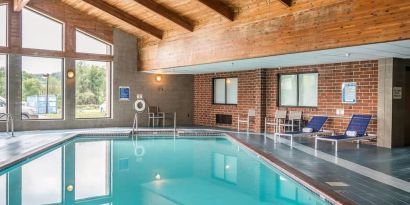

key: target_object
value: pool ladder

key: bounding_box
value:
[0,113,14,137]
[132,112,177,137]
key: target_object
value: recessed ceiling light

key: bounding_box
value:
[345,53,351,57]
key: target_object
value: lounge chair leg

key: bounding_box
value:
[264,118,267,137]
[237,114,240,132]
[335,141,338,155]
[314,138,317,150]
[290,136,293,147]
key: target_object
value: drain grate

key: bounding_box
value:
[325,182,350,187]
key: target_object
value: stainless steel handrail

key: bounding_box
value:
[174,112,177,138]
[131,111,177,138]
[0,113,14,137]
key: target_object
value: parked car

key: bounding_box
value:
[0,96,39,120]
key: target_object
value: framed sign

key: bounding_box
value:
[119,86,130,101]
[393,87,402,100]
[342,82,357,104]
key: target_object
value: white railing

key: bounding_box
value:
[132,112,138,136]
[173,112,177,138]
[131,112,177,138]
[0,113,14,137]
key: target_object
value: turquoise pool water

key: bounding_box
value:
[0,136,331,205]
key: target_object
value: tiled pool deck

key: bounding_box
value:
[0,127,409,204]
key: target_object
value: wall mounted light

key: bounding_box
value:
[155,74,162,82]
[67,70,75,79]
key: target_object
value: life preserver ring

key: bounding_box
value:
[134,99,146,113]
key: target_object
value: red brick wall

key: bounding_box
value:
[193,70,261,131]
[193,60,378,134]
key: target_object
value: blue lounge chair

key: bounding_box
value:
[274,116,328,147]
[315,114,372,154]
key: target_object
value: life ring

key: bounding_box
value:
[134,99,146,113]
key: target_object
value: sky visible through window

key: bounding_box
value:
[22,56,62,74]
[76,30,112,55]
[22,8,63,51]
[0,5,6,47]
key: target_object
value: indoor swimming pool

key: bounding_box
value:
[0,136,332,205]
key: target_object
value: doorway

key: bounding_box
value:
[405,66,410,146]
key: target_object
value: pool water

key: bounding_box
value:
[0,137,331,205]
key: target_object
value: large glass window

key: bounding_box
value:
[75,141,110,200]
[279,73,318,107]
[76,30,112,55]
[22,8,63,51]
[75,60,111,118]
[22,148,62,205]
[213,78,238,104]
[0,4,7,47]
[22,56,63,120]
[298,73,318,107]
[0,55,6,120]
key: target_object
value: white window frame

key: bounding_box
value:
[279,72,318,107]
[213,77,238,105]
[0,54,8,121]
[74,60,112,119]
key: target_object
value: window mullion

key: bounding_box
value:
[297,74,300,106]
[225,78,227,104]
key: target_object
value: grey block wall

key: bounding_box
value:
[1,29,193,131]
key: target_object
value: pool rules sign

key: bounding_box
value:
[119,86,130,101]
[342,82,357,104]
[393,87,402,100]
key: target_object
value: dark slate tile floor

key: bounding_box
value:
[230,132,410,205]
[292,136,410,182]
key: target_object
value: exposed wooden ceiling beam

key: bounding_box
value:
[14,0,30,12]
[82,0,163,39]
[277,0,292,7]
[197,0,234,21]
[134,0,193,32]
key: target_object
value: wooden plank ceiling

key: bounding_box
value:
[54,0,410,71]
[58,0,254,42]
[58,0,297,45]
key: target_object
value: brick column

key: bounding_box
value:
[254,69,267,132]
